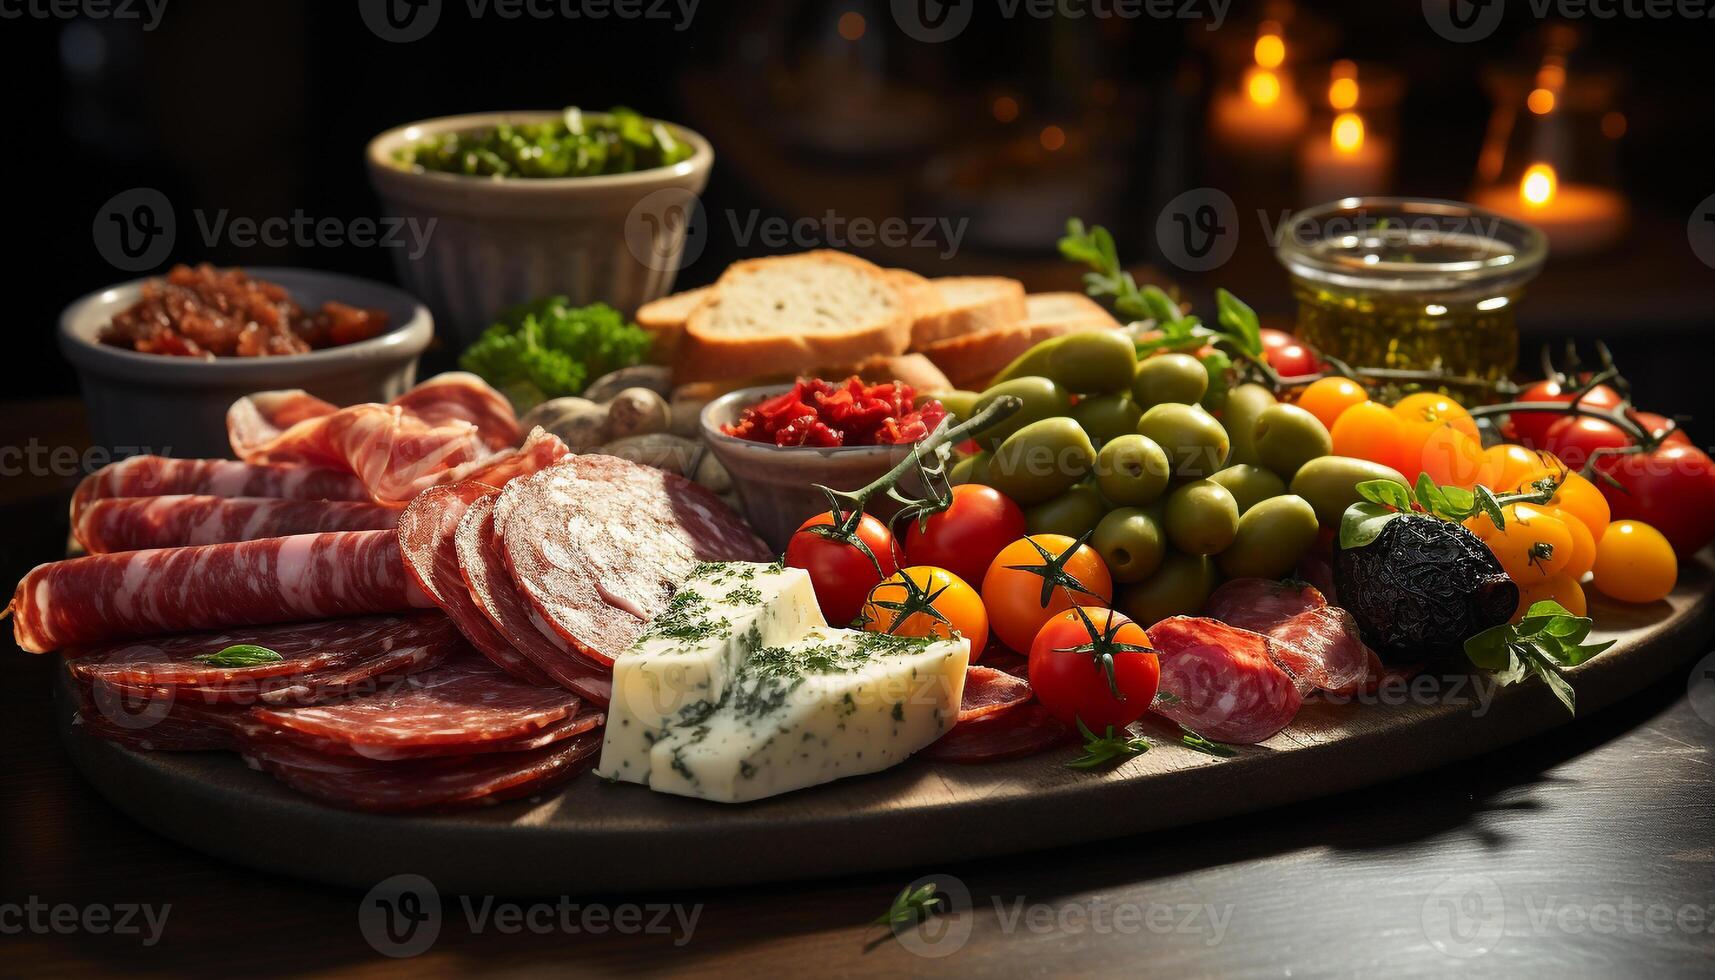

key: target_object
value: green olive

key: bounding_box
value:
[1164,479,1240,556]
[1131,352,1209,408]
[1136,402,1229,479]
[1045,330,1138,394]
[1289,455,1410,527]
[988,337,1064,389]
[1024,482,1107,539]
[987,417,1098,506]
[971,377,1072,450]
[1092,507,1168,583]
[949,450,992,486]
[1216,494,1320,580]
[1253,403,1333,481]
[1222,383,1277,466]
[1094,434,1171,506]
[928,389,981,421]
[1207,464,1287,514]
[1071,393,1143,450]
[1117,552,1220,625]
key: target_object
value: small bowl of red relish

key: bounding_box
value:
[702,377,949,551]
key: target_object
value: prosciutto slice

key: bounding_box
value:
[74,495,401,553]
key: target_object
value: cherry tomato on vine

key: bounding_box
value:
[982,534,1114,652]
[1513,573,1587,620]
[902,484,1027,589]
[1628,411,1692,447]
[785,512,898,626]
[1296,377,1369,430]
[1393,392,1479,440]
[1541,415,1629,469]
[1506,380,1623,448]
[1466,502,1573,582]
[1330,401,1410,475]
[1590,520,1678,604]
[1594,443,1715,557]
[1410,422,1487,489]
[1480,443,1555,493]
[1544,504,1598,580]
[860,566,989,658]
[1547,470,1610,541]
[1268,342,1322,378]
[1028,607,1160,730]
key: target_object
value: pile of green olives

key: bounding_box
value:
[939,330,1402,624]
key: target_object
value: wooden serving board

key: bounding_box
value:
[56,557,1715,896]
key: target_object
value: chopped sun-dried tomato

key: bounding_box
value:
[722,376,947,448]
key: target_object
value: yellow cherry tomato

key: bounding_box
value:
[1544,505,1597,580]
[1590,520,1677,604]
[1481,443,1553,492]
[1548,470,1611,541]
[1296,377,1370,430]
[862,565,989,659]
[1468,502,1573,582]
[1393,392,1479,440]
[1513,573,1587,620]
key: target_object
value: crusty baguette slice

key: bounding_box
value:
[635,286,711,363]
[920,292,1121,390]
[674,251,911,383]
[826,353,953,393]
[906,276,1027,349]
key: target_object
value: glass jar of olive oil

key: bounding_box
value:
[1275,198,1546,383]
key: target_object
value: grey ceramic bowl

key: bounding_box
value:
[366,110,714,344]
[701,385,948,552]
[59,267,433,459]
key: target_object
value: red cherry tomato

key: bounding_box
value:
[1629,411,1692,447]
[1595,443,1715,557]
[902,484,1027,589]
[785,512,899,626]
[1028,608,1160,731]
[1507,380,1623,448]
[1259,328,1295,355]
[1542,415,1630,469]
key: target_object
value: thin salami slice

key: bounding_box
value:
[249,655,581,755]
[240,730,602,812]
[71,456,368,525]
[922,703,1071,764]
[242,705,603,761]
[1203,578,1327,635]
[957,665,1033,723]
[454,495,612,705]
[74,495,401,553]
[1147,617,1302,744]
[398,482,552,685]
[495,455,770,665]
[72,673,242,752]
[9,531,434,653]
[1266,606,1376,696]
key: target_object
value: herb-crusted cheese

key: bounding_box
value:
[596,562,825,785]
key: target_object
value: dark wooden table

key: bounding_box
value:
[4,435,1714,977]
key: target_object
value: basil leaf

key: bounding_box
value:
[1463,624,1514,671]
[1339,501,1400,550]
[194,644,284,667]
[1356,479,1415,512]
[1141,285,1182,324]
[1214,288,1263,356]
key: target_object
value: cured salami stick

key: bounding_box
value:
[8,530,433,654]
[74,495,402,554]
[71,456,369,525]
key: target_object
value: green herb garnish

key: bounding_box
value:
[1339,472,1561,550]
[871,882,942,929]
[1464,600,1614,715]
[193,644,284,667]
[396,106,693,179]
[1178,728,1237,758]
[1068,719,1151,769]
[458,297,650,410]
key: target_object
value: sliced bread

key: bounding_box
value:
[920,292,1122,390]
[906,276,1027,349]
[635,286,712,363]
[673,251,912,383]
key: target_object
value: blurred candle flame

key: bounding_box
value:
[1331,112,1365,153]
[1521,163,1558,208]
[1247,68,1282,106]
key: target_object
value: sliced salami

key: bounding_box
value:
[243,705,603,761]
[461,427,570,488]
[1146,617,1302,745]
[74,495,401,553]
[398,482,552,685]
[454,495,612,704]
[1203,578,1327,635]
[9,530,433,653]
[495,455,770,665]
[922,703,1071,764]
[1265,606,1376,696]
[71,456,368,525]
[240,729,602,812]
[957,666,1033,723]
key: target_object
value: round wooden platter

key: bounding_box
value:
[57,557,1715,896]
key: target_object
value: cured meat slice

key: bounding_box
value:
[387,372,520,449]
[957,665,1033,722]
[70,456,368,525]
[1146,617,1302,744]
[922,703,1071,764]
[243,705,603,761]
[72,673,242,752]
[8,530,433,654]
[495,455,771,665]
[74,495,401,553]
[249,655,583,757]
[240,730,602,812]
[1265,606,1376,696]
[398,482,552,685]
[461,427,569,488]
[1203,578,1327,635]
[453,495,612,704]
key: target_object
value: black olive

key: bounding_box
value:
[1333,514,1518,665]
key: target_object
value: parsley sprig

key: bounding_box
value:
[1465,600,1614,715]
[1068,717,1237,769]
[870,882,942,929]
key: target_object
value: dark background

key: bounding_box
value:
[3,0,1712,416]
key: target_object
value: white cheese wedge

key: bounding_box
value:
[596,562,825,786]
[644,626,969,803]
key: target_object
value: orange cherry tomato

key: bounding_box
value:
[1513,573,1587,620]
[1295,377,1370,431]
[1467,502,1574,582]
[982,534,1114,652]
[861,565,989,659]
[1545,505,1597,581]
[1330,401,1409,475]
[1393,392,1479,440]
[1481,444,1555,493]
[1410,422,1488,489]
[1548,470,1611,541]
[1590,520,1677,604]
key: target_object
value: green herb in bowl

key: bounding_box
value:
[459,297,651,411]
[395,107,694,179]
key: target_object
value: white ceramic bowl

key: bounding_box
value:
[59,267,433,459]
[366,111,714,345]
